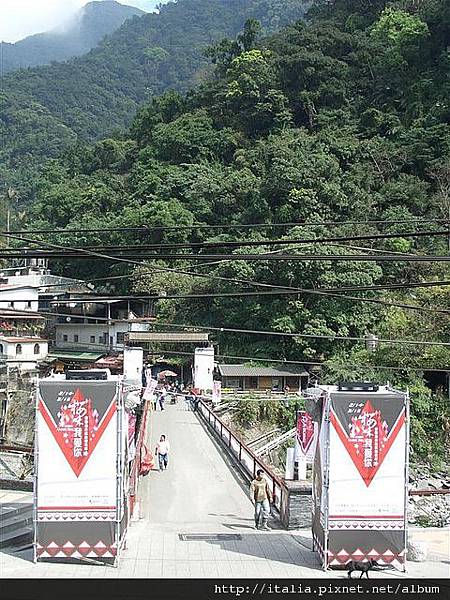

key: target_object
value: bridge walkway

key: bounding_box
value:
[1,402,447,578]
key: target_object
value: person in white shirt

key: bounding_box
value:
[155,434,170,471]
[158,388,167,411]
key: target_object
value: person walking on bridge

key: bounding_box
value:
[155,434,170,471]
[250,470,272,530]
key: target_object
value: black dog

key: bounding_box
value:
[347,559,379,578]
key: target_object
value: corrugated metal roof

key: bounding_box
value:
[218,364,309,377]
[47,351,105,361]
[128,332,209,343]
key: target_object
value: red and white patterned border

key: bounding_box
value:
[37,511,116,522]
[36,540,117,558]
[329,519,405,530]
[327,547,405,570]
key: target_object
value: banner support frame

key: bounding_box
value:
[403,389,410,573]
[32,385,39,564]
[322,393,331,571]
[114,381,122,569]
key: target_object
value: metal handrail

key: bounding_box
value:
[197,397,288,518]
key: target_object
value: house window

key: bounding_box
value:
[90,335,95,344]
[27,301,32,309]
[74,334,79,343]
[0,343,3,354]
[63,334,68,342]
[16,344,22,355]
[99,336,104,344]
[116,332,125,344]
[34,343,40,355]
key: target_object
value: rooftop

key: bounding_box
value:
[128,331,209,343]
[46,350,106,362]
[0,309,44,320]
[0,336,47,343]
[218,364,309,378]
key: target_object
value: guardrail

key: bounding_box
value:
[197,398,291,524]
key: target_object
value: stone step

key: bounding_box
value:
[0,526,33,549]
[0,512,33,535]
[0,501,33,521]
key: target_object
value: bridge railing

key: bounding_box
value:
[129,399,150,516]
[197,398,289,521]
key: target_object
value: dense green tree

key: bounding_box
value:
[16,0,450,464]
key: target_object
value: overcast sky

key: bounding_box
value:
[0,1,163,43]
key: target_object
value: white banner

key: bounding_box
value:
[194,347,214,391]
[36,381,119,509]
[212,380,222,404]
[123,347,143,384]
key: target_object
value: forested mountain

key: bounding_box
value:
[0,0,311,194]
[0,1,144,74]
[21,0,450,464]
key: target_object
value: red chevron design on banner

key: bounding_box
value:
[39,388,116,477]
[330,400,405,487]
[296,411,315,456]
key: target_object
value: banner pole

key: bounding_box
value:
[323,394,331,571]
[404,389,410,573]
[115,382,122,568]
[33,382,39,564]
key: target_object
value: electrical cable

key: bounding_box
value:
[2,250,449,261]
[142,321,450,348]
[137,349,450,374]
[2,231,448,316]
[4,227,449,252]
[26,337,450,373]
[3,217,448,235]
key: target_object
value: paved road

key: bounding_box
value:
[0,401,448,578]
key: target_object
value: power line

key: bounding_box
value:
[3,218,448,235]
[47,286,450,315]
[140,349,450,374]
[2,301,448,348]
[31,337,450,374]
[146,322,450,348]
[5,228,449,252]
[2,250,449,261]
[2,232,447,316]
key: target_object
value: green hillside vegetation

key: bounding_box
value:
[0,0,311,195]
[0,1,144,74]
[15,0,450,465]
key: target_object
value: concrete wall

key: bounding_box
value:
[282,481,313,530]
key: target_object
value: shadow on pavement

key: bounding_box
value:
[202,532,323,570]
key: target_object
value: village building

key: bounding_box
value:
[0,336,48,371]
[217,364,310,392]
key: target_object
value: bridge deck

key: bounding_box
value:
[0,401,448,578]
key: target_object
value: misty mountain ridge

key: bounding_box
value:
[1,0,311,194]
[0,1,145,74]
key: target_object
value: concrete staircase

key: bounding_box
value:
[0,491,33,548]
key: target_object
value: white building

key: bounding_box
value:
[0,264,91,314]
[0,336,48,371]
[55,320,150,351]
[0,283,39,312]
